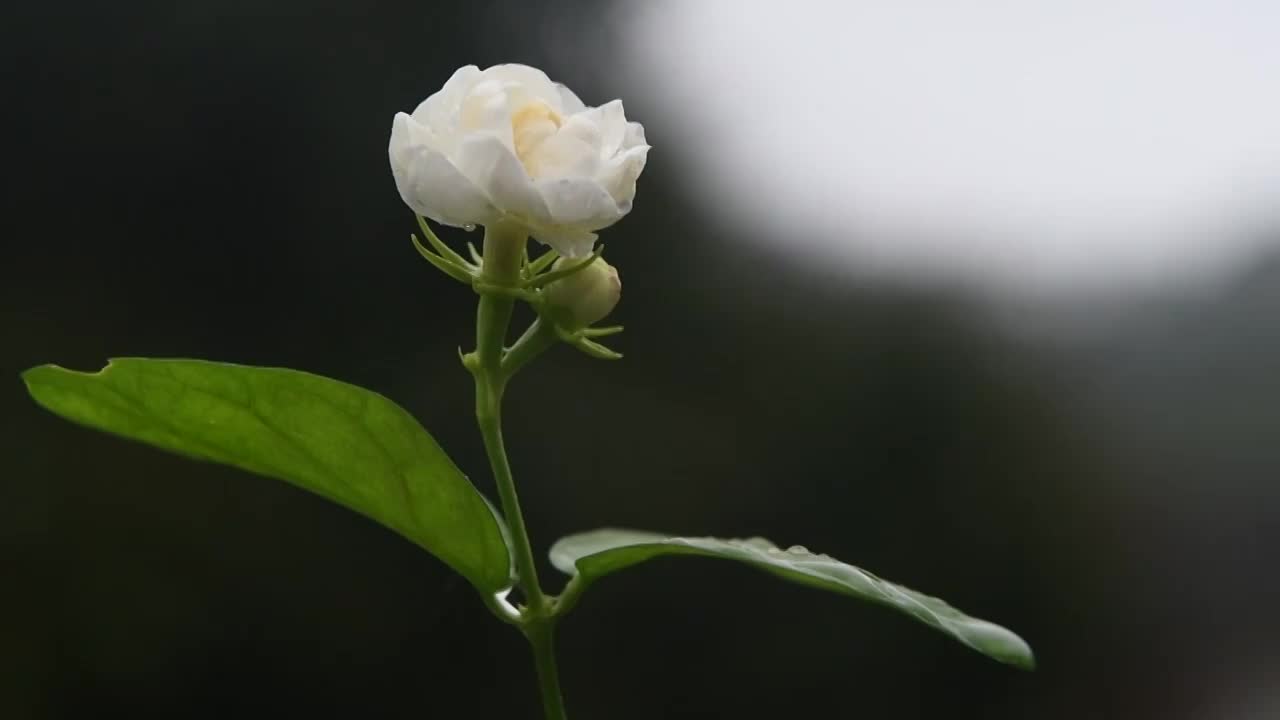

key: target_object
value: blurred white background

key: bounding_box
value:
[620,0,1280,295]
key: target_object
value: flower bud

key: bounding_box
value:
[544,257,621,328]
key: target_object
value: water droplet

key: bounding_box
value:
[786,545,810,555]
[462,223,478,232]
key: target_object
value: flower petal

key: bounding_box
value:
[579,99,628,158]
[481,64,562,109]
[455,134,552,224]
[536,177,624,231]
[621,121,647,151]
[556,83,587,114]
[390,114,498,227]
[458,79,516,151]
[411,65,482,134]
[597,144,650,208]
[530,225,599,259]
[527,114,604,180]
[389,111,441,156]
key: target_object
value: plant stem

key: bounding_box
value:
[471,223,568,720]
[525,619,568,720]
[502,316,559,378]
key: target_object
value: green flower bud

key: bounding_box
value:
[544,257,621,328]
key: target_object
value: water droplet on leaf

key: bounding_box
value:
[462,223,477,232]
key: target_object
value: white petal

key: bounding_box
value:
[536,176,624,230]
[528,115,604,180]
[621,121,647,150]
[455,134,551,224]
[480,64,562,109]
[458,79,515,151]
[531,225,599,259]
[556,83,587,114]
[390,115,497,226]
[389,112,437,160]
[597,144,650,208]
[580,99,628,158]
[411,65,482,133]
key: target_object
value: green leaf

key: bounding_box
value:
[550,529,1034,669]
[23,358,511,593]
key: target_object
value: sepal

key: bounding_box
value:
[412,234,476,285]
[552,323,624,360]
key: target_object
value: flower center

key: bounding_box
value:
[510,101,563,177]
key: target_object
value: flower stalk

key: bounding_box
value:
[467,222,568,720]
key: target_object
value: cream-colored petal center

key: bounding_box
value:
[510,100,563,177]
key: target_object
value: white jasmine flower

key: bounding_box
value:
[390,64,649,258]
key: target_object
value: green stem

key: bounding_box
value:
[502,317,559,378]
[474,389,543,610]
[471,223,568,720]
[526,620,568,720]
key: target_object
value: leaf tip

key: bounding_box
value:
[1007,640,1036,671]
[966,618,1036,670]
[20,364,48,392]
[20,362,78,388]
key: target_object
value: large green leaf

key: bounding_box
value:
[551,528,1034,669]
[23,358,511,592]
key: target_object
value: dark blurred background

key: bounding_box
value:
[4,1,1279,718]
